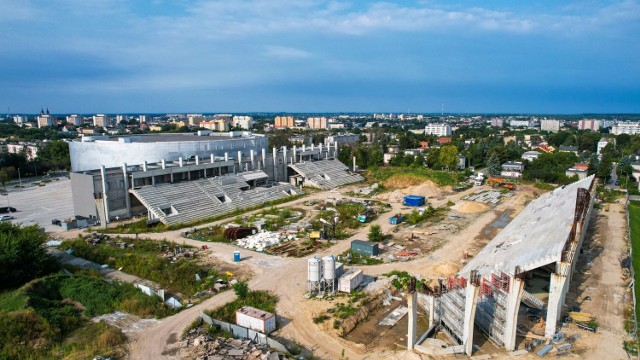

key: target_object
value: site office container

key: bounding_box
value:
[351,240,379,256]
[235,306,276,334]
[338,269,364,293]
[403,195,426,207]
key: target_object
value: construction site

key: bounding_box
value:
[46,160,632,359]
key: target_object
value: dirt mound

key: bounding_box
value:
[433,262,460,277]
[453,201,489,214]
[376,179,447,202]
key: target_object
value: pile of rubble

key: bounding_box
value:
[182,329,284,360]
[236,231,294,252]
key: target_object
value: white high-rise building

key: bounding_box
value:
[232,116,254,130]
[540,119,561,132]
[611,123,640,135]
[13,115,27,125]
[138,114,149,123]
[578,119,600,131]
[66,114,84,126]
[93,114,113,128]
[424,123,452,137]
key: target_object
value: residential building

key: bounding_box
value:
[597,138,615,158]
[13,115,27,125]
[611,123,640,135]
[93,114,113,128]
[66,114,84,126]
[540,119,561,132]
[200,120,229,132]
[458,154,467,170]
[424,123,452,137]
[521,151,541,162]
[558,146,578,155]
[329,123,346,129]
[509,119,530,127]
[437,137,452,145]
[37,109,55,128]
[232,116,254,130]
[7,143,39,160]
[138,114,149,123]
[501,161,524,179]
[116,115,128,123]
[578,119,600,131]
[306,117,328,129]
[566,163,589,179]
[274,116,294,128]
[325,134,360,147]
[187,114,205,126]
[490,118,504,127]
[417,141,430,150]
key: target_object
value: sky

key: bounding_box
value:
[0,0,639,114]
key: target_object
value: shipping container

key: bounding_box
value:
[351,239,379,256]
[403,195,426,207]
[235,306,276,334]
[338,269,364,293]
[389,214,405,225]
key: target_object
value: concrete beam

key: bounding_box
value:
[463,282,479,356]
[504,277,525,351]
[545,272,568,338]
[408,291,418,350]
[100,165,109,227]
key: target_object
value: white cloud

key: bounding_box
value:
[263,46,312,59]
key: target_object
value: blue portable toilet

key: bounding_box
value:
[233,251,241,262]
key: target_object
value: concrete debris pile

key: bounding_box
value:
[182,329,284,360]
[463,190,502,204]
[236,231,292,252]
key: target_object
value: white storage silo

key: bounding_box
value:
[308,257,322,282]
[322,255,336,280]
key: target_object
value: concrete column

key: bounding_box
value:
[353,156,356,172]
[504,277,525,351]
[100,165,109,227]
[261,148,266,170]
[143,161,148,172]
[224,152,229,162]
[428,295,436,328]
[250,149,255,170]
[407,291,418,350]
[463,282,480,356]
[335,143,339,158]
[237,150,242,173]
[293,145,297,163]
[179,157,183,167]
[318,143,323,160]
[311,143,315,151]
[282,146,287,181]
[273,147,277,180]
[122,163,131,216]
[195,155,200,165]
[161,159,166,169]
[170,172,174,183]
[302,144,306,152]
[210,154,214,163]
[152,175,156,186]
[545,272,568,338]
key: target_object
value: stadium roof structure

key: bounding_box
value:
[459,175,595,277]
[130,171,301,225]
[288,159,364,189]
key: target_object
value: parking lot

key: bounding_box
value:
[1,178,75,233]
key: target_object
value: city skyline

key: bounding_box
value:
[1,0,639,114]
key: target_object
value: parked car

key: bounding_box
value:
[0,206,16,214]
[0,215,14,221]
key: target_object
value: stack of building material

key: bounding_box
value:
[236,231,290,252]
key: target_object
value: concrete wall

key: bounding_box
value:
[70,172,98,218]
[200,312,289,354]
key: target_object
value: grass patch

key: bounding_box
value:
[337,250,383,266]
[368,167,466,187]
[532,182,557,191]
[205,290,278,323]
[628,201,640,330]
[59,237,223,297]
[597,186,625,203]
[98,194,305,234]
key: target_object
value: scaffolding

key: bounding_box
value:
[475,272,511,346]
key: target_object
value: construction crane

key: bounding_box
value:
[488,177,516,190]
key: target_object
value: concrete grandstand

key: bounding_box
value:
[130,171,302,226]
[288,160,364,189]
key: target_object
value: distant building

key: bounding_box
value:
[37,109,55,128]
[329,123,346,129]
[509,119,530,127]
[558,145,578,155]
[540,119,561,132]
[13,115,27,125]
[521,151,541,162]
[490,118,504,127]
[611,123,640,135]
[418,141,430,150]
[578,119,600,131]
[458,154,467,170]
[597,138,615,159]
[201,120,229,132]
[501,161,524,179]
[232,116,254,130]
[66,114,84,126]
[93,114,113,128]
[325,134,360,147]
[6,143,39,160]
[274,116,294,129]
[425,123,452,137]
[305,117,328,130]
[138,114,149,123]
[566,163,589,179]
[187,114,205,126]
[437,137,452,145]
[116,115,128,123]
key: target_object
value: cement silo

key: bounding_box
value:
[308,257,323,293]
[322,255,337,293]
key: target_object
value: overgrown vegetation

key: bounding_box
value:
[337,250,383,266]
[205,288,278,324]
[0,222,60,291]
[628,201,640,327]
[368,167,466,187]
[0,273,169,359]
[59,237,221,297]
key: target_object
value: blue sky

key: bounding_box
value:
[1,0,639,114]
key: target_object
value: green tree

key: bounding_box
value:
[438,145,459,170]
[0,169,8,188]
[232,281,250,299]
[0,223,59,290]
[368,224,385,242]
[486,153,502,176]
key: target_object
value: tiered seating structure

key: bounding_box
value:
[288,159,364,189]
[130,171,301,226]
